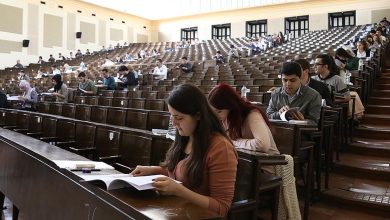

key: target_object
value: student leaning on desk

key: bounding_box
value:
[131,84,238,217]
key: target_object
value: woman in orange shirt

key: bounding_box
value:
[131,84,238,217]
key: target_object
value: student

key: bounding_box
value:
[14,60,24,68]
[313,54,364,119]
[213,51,224,64]
[77,72,97,95]
[152,59,168,80]
[267,62,322,124]
[208,83,280,156]
[102,69,116,90]
[131,84,238,217]
[295,59,333,107]
[118,65,138,89]
[18,70,30,81]
[51,65,61,76]
[18,80,37,111]
[177,57,192,74]
[51,74,68,102]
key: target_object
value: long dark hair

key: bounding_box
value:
[164,84,230,188]
[52,74,63,92]
[208,83,270,140]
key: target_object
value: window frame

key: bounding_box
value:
[285,15,309,39]
[328,11,356,29]
[246,19,267,38]
[180,27,198,42]
[211,23,231,40]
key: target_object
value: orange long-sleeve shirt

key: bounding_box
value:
[165,134,238,217]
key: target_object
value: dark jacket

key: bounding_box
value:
[308,78,334,107]
[0,91,7,108]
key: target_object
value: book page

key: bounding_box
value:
[7,96,20,101]
[280,107,299,121]
[110,174,165,190]
[53,160,114,170]
[79,174,131,190]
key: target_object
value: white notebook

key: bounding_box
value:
[78,174,176,191]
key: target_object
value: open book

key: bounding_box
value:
[78,174,177,191]
[52,160,114,170]
[280,107,300,121]
[7,96,20,101]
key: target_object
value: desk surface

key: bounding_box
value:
[0,127,220,219]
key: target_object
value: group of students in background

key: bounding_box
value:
[1,18,388,218]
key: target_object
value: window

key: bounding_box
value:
[285,15,309,38]
[246,20,267,38]
[181,27,198,42]
[328,11,356,29]
[211,23,231,40]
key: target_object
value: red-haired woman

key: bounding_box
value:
[208,83,279,156]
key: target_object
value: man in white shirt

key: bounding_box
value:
[51,65,61,76]
[152,59,167,80]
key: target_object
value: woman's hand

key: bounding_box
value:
[18,96,26,101]
[152,176,183,196]
[130,165,158,176]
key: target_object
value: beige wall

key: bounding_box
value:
[0,0,152,69]
[153,0,390,41]
[0,3,23,34]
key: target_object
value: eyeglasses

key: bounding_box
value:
[314,63,325,66]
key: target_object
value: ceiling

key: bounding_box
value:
[80,0,304,20]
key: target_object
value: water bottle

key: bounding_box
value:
[358,59,364,71]
[241,85,249,98]
[370,50,374,59]
[345,70,351,85]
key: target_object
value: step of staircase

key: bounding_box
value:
[375,84,390,90]
[333,153,390,181]
[322,188,390,217]
[365,105,390,115]
[367,97,390,105]
[361,114,390,126]
[348,138,390,157]
[372,90,390,97]
[354,125,390,140]
[376,77,390,84]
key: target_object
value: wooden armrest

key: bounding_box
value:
[13,128,28,133]
[68,147,96,154]
[39,136,58,142]
[237,149,287,165]
[26,132,42,138]
[230,199,256,210]
[99,155,122,164]
[56,141,76,148]
[113,163,134,173]
[3,126,17,129]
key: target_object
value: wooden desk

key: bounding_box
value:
[0,128,220,219]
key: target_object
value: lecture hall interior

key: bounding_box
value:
[0,0,389,219]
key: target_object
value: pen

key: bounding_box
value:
[70,169,101,172]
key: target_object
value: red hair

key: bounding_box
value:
[208,83,270,140]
